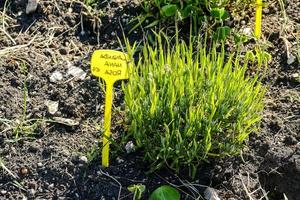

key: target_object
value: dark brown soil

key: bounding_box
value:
[0,0,299,200]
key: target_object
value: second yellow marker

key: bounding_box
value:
[255,0,263,39]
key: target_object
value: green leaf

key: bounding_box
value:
[233,33,249,44]
[149,185,180,200]
[214,26,231,41]
[181,5,193,18]
[210,8,229,20]
[161,4,178,17]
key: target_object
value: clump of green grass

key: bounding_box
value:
[123,34,265,177]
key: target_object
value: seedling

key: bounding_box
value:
[91,50,129,167]
[127,184,146,200]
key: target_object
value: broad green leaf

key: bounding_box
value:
[210,8,229,20]
[149,185,180,200]
[214,26,231,41]
[161,4,177,17]
[181,5,193,18]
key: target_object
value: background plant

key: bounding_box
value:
[123,33,265,177]
[131,0,254,34]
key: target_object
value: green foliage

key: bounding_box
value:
[83,0,98,7]
[131,0,253,33]
[85,144,101,163]
[123,34,265,176]
[214,26,231,41]
[149,185,180,200]
[128,184,146,200]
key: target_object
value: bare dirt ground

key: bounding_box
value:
[0,0,299,199]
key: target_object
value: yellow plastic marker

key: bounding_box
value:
[91,50,129,167]
[255,0,263,39]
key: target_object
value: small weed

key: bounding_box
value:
[0,62,45,139]
[127,184,146,200]
[85,144,101,163]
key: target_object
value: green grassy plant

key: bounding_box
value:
[123,34,265,177]
[0,63,44,140]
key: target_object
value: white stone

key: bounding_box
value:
[67,67,86,80]
[28,188,36,197]
[292,73,299,78]
[242,27,252,36]
[52,117,79,126]
[125,141,135,154]
[116,157,124,163]
[287,54,296,65]
[0,190,7,195]
[204,187,220,200]
[26,0,39,14]
[79,156,88,164]
[49,71,63,83]
[44,100,59,115]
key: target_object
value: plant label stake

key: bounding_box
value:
[255,0,263,38]
[91,50,129,167]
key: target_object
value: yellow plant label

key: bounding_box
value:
[90,49,129,168]
[91,50,129,82]
[255,0,263,39]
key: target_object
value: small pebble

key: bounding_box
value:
[49,71,63,83]
[48,183,54,189]
[116,157,124,163]
[37,162,43,167]
[125,141,135,154]
[44,100,59,115]
[80,30,86,36]
[242,27,252,36]
[67,67,86,80]
[26,0,38,14]
[20,167,29,176]
[27,188,36,198]
[0,190,7,195]
[263,8,270,14]
[204,187,220,200]
[79,155,88,164]
[287,54,296,65]
[291,73,299,78]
